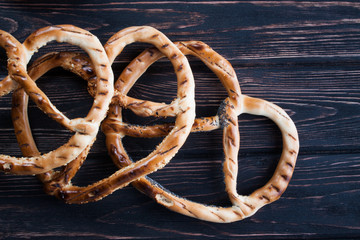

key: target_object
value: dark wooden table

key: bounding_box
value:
[0,1,359,239]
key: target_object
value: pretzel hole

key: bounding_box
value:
[127,59,177,103]
[120,55,179,126]
[26,67,93,153]
[123,135,164,161]
[0,48,7,74]
[187,56,229,118]
[111,43,161,81]
[0,97,23,157]
[236,114,282,195]
[0,50,24,157]
[28,42,95,119]
[62,131,118,187]
[149,131,231,206]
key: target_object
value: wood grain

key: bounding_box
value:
[0,1,359,239]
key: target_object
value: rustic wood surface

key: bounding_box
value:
[0,1,359,239]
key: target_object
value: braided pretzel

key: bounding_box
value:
[1,25,114,175]
[102,41,299,222]
[13,26,196,203]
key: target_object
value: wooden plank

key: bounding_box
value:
[0,1,359,239]
[0,1,358,61]
[0,153,359,239]
[0,62,359,154]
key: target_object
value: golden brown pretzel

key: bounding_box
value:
[13,26,196,203]
[119,94,299,223]
[1,25,114,175]
[11,52,98,183]
[101,41,298,222]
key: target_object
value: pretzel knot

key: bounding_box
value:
[1,25,114,175]
[4,25,299,223]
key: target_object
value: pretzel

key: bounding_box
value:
[120,94,299,223]
[13,26,196,203]
[102,41,299,222]
[1,25,114,175]
[11,51,98,182]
